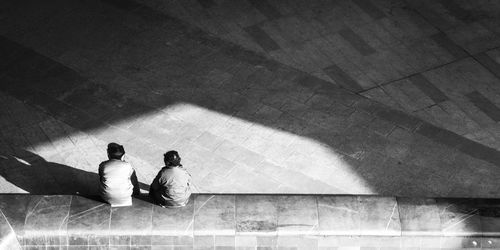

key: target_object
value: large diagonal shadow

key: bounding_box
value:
[0,0,499,197]
[0,148,148,195]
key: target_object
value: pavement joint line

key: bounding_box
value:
[472,52,500,82]
[403,0,471,56]
[364,55,472,92]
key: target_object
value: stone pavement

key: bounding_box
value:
[0,0,500,197]
[145,0,500,150]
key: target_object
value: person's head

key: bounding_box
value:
[164,150,181,166]
[107,143,125,160]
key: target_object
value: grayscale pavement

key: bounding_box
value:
[1,0,500,197]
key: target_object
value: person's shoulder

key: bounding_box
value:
[177,165,188,171]
[156,166,171,179]
[173,166,190,175]
[159,166,171,173]
[99,160,110,167]
[120,160,133,169]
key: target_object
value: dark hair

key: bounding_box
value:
[107,143,125,160]
[164,150,181,166]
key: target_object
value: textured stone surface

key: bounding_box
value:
[23,195,72,236]
[110,198,153,235]
[0,209,21,250]
[236,195,278,233]
[398,198,441,236]
[194,195,235,235]
[152,195,195,235]
[436,198,481,236]
[0,194,500,249]
[67,195,110,234]
[276,195,318,235]
[317,196,360,235]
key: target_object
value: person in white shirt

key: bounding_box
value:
[98,143,140,207]
[149,151,192,207]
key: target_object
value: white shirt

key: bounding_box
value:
[98,159,135,206]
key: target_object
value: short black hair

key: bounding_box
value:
[107,143,125,160]
[164,150,181,166]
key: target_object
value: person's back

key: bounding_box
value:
[149,151,191,207]
[99,143,139,207]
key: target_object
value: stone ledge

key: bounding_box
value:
[0,209,21,250]
[1,194,499,237]
[1,194,500,248]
